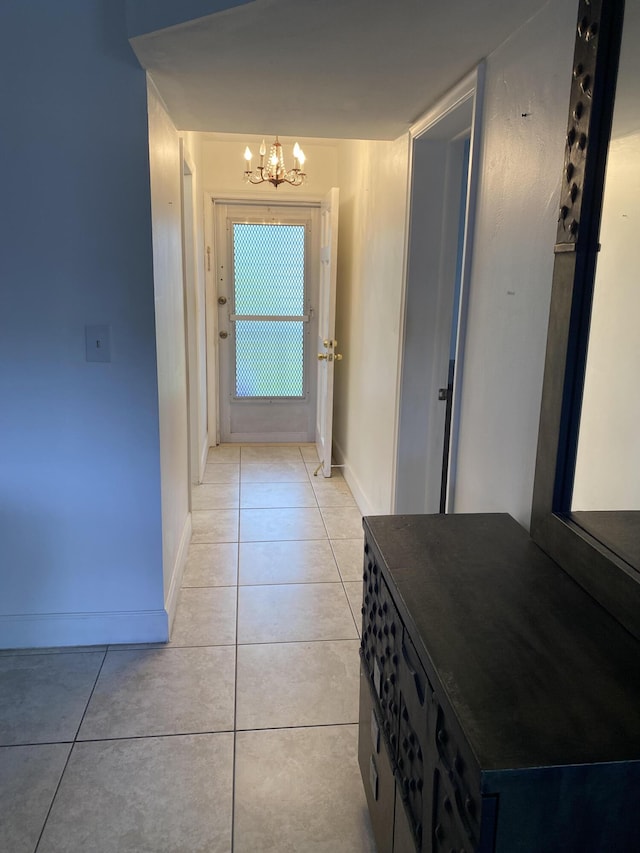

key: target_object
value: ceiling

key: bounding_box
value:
[130,0,554,140]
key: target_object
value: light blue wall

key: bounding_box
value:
[126,0,255,38]
[0,0,166,646]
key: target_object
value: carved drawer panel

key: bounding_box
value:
[432,768,476,853]
[434,704,481,848]
[361,540,402,750]
[396,631,434,849]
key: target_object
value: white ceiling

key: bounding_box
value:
[130,0,555,140]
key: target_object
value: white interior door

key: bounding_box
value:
[315,187,340,477]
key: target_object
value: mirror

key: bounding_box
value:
[530,0,640,640]
[570,2,640,569]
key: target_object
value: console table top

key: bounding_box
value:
[363,513,640,771]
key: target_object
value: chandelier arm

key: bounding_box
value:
[245,172,269,185]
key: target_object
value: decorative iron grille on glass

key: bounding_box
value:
[232,222,307,398]
[243,137,306,187]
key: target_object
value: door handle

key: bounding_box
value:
[219,331,228,339]
[318,353,331,361]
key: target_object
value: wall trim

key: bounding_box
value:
[199,432,209,482]
[204,191,219,444]
[164,512,192,634]
[207,190,326,206]
[409,66,482,139]
[331,437,375,516]
[0,608,169,650]
[391,61,486,513]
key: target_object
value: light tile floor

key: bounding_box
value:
[0,444,375,853]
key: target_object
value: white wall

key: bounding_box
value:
[180,131,209,479]
[573,131,640,509]
[0,0,166,647]
[334,137,410,514]
[333,0,576,526]
[450,0,576,528]
[147,82,192,622]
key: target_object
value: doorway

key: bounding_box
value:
[214,202,320,443]
[394,66,485,514]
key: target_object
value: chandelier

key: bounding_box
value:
[243,137,306,188]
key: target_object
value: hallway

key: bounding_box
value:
[0,445,375,852]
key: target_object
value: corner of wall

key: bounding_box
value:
[164,513,193,633]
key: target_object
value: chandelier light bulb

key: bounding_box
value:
[244,146,252,162]
[259,139,266,157]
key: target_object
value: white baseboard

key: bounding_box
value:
[199,432,209,482]
[0,512,194,651]
[224,431,313,443]
[0,608,169,650]
[164,512,192,635]
[331,438,375,516]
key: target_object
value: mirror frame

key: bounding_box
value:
[529,0,640,637]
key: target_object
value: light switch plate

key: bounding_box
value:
[85,325,111,362]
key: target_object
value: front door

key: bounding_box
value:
[215,203,320,442]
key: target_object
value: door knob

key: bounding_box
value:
[317,353,329,361]
[218,296,227,305]
[219,331,228,339]
[334,353,343,361]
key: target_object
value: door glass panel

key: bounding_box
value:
[232,223,306,398]
[235,320,304,397]
[233,223,304,315]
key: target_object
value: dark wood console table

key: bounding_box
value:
[358,514,640,852]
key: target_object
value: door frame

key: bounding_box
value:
[180,142,207,488]
[208,196,323,444]
[315,187,340,476]
[392,63,485,513]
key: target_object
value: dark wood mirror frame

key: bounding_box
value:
[529,0,640,638]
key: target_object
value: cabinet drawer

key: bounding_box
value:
[394,787,419,853]
[358,664,396,853]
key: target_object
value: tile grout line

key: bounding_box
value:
[8,445,365,853]
[230,452,242,853]
[308,448,362,646]
[32,646,109,853]
[329,536,364,636]
[202,445,360,851]
[235,720,359,734]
